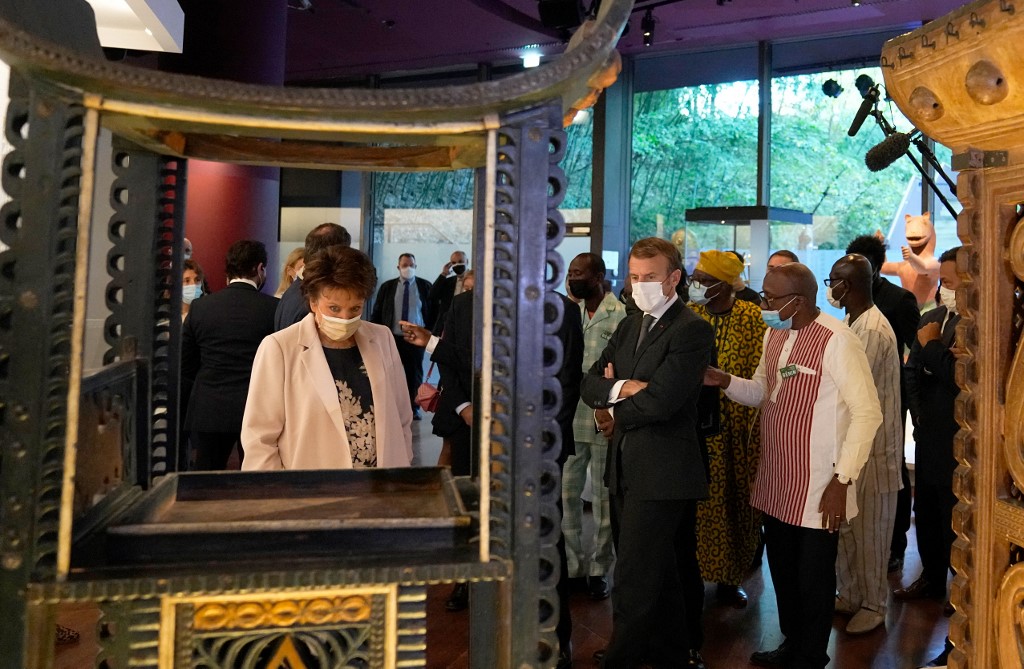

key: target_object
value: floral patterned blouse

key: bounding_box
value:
[321,346,377,467]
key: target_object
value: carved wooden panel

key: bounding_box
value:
[881,2,1024,667]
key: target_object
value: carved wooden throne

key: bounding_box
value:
[0,1,629,667]
[882,1,1024,667]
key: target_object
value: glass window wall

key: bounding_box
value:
[631,81,760,262]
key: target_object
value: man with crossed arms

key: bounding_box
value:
[704,262,881,669]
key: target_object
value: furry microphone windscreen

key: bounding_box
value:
[865,132,911,172]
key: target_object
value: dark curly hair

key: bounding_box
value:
[302,246,377,302]
[845,235,886,273]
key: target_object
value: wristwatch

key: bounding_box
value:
[834,473,852,485]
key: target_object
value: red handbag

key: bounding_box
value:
[415,362,441,413]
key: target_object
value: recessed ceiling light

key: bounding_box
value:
[522,52,541,68]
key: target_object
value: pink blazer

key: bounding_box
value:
[241,314,413,470]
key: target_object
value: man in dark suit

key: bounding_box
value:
[582,237,715,669]
[429,288,476,477]
[274,223,351,331]
[403,285,583,667]
[895,246,962,602]
[182,240,279,470]
[371,253,434,419]
[550,291,584,668]
[846,234,921,573]
[426,249,469,332]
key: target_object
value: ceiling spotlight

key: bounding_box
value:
[522,51,541,68]
[641,8,655,47]
[821,78,844,98]
[851,0,861,6]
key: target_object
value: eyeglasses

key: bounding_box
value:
[685,277,722,288]
[823,278,844,288]
[757,291,797,308]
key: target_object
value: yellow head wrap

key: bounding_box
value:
[695,250,744,285]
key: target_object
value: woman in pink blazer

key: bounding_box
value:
[241,246,413,470]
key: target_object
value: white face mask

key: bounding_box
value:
[296,266,304,280]
[318,311,361,341]
[939,286,957,313]
[182,285,202,305]
[399,266,416,280]
[688,280,720,306]
[826,282,846,309]
[632,280,669,314]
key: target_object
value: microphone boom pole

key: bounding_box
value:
[864,104,960,220]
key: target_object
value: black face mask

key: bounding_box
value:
[567,279,596,301]
[452,263,466,276]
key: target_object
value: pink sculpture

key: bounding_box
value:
[880,212,940,308]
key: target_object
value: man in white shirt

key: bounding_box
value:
[827,254,903,634]
[704,263,881,669]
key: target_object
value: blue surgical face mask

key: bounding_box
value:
[182,284,202,305]
[761,296,798,330]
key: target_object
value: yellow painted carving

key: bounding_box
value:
[264,636,308,669]
[1004,218,1024,490]
[997,563,1024,669]
[193,596,371,631]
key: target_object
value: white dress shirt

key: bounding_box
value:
[724,312,881,528]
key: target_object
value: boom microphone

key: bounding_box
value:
[847,86,879,137]
[865,132,911,172]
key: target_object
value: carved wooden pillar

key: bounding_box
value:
[881,2,1024,668]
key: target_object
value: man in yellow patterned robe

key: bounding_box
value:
[688,249,766,607]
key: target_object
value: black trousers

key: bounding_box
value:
[891,401,911,559]
[603,494,702,668]
[914,482,956,585]
[394,335,425,410]
[891,456,912,558]
[763,514,839,669]
[191,431,241,470]
[449,422,472,477]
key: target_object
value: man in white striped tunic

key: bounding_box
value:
[827,254,903,634]
[704,263,881,669]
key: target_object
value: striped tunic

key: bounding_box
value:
[844,306,903,493]
[724,313,881,529]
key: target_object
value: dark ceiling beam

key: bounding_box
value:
[466,0,563,39]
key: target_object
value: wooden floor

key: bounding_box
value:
[422,522,950,669]
[53,421,951,668]
[54,517,949,669]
